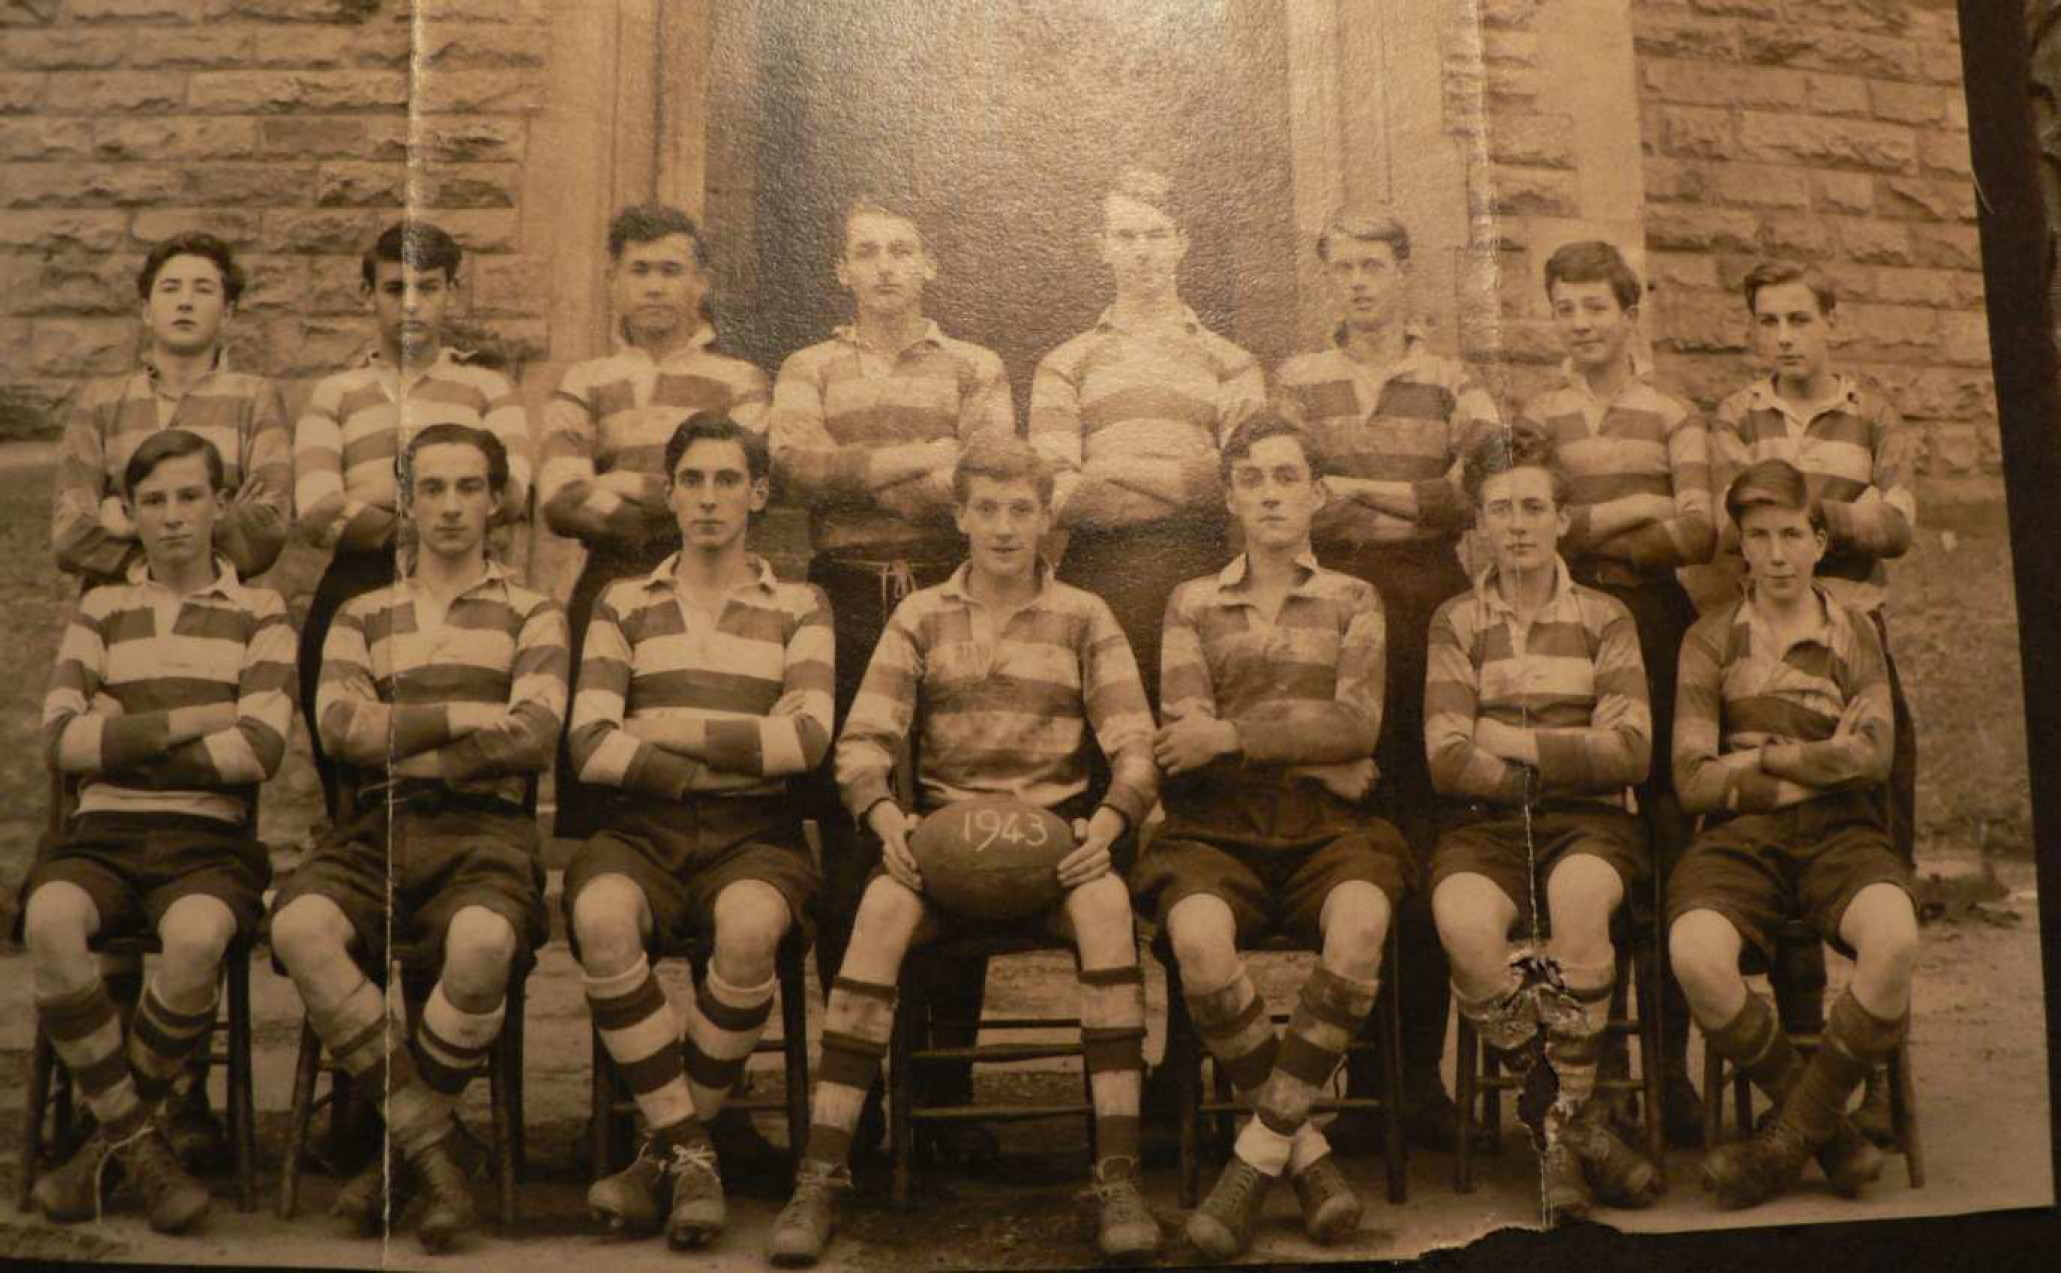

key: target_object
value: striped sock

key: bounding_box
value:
[1078,964,1146,1163]
[585,956,698,1139]
[1543,963,1614,1120]
[127,976,219,1107]
[802,976,895,1167]
[1240,966,1378,1173]
[1184,963,1279,1103]
[38,981,144,1136]
[311,972,449,1158]
[411,982,505,1099]
[684,968,776,1122]
[1704,991,1800,1102]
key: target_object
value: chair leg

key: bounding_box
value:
[1454,1018,1477,1194]
[588,1023,615,1182]
[1890,1032,1924,1188]
[1732,1059,1753,1138]
[1381,976,1407,1205]
[279,1020,323,1220]
[227,953,256,1212]
[779,944,811,1167]
[1701,1033,1723,1149]
[19,1027,55,1213]
[506,973,527,1183]
[1636,944,1665,1173]
[489,1043,514,1230]
[889,980,919,1210]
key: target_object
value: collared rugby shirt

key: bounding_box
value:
[1674,583,1893,816]
[569,554,833,800]
[769,321,1014,556]
[1029,306,1264,529]
[1271,336,1501,547]
[837,561,1157,825]
[1425,556,1651,805]
[293,348,534,554]
[1514,361,1715,570]
[53,355,291,582]
[317,560,568,807]
[539,326,770,551]
[1160,551,1386,770]
[43,556,294,824]
[1710,374,1918,613]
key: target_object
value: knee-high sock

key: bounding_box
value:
[411,982,505,1100]
[803,976,895,1168]
[585,956,699,1141]
[1776,989,1905,1150]
[1704,991,1801,1102]
[127,976,219,1107]
[1079,964,1145,1163]
[1183,965,1332,1172]
[684,968,775,1122]
[1236,966,1378,1175]
[38,981,145,1137]
[308,971,449,1158]
[1543,961,1613,1123]
[1452,962,1535,1053]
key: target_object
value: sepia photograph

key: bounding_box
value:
[0,0,2052,1268]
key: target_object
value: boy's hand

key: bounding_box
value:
[870,801,924,893]
[1057,807,1125,889]
[1153,716,1238,775]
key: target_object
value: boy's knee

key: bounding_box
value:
[443,907,518,995]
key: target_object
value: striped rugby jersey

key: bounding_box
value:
[540,326,770,552]
[1161,551,1386,780]
[317,561,568,806]
[53,355,291,583]
[1271,336,1502,547]
[1029,307,1264,530]
[43,555,294,824]
[1514,361,1715,569]
[293,348,534,554]
[1674,583,1893,816]
[1425,556,1651,805]
[837,561,1158,826]
[569,554,833,800]
[770,321,1014,556]
[1710,374,1917,613]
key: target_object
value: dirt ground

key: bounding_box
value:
[0,848,2046,1272]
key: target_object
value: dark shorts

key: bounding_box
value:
[563,792,819,957]
[1667,791,1915,964]
[17,812,272,945]
[1428,799,1649,924]
[1135,775,1412,948]
[270,789,547,980]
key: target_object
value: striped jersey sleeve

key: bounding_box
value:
[1520,375,1715,568]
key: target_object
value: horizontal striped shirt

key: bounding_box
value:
[1711,374,1917,613]
[1271,337,1502,547]
[539,326,770,553]
[1160,551,1387,774]
[1515,361,1715,570]
[53,355,291,583]
[770,321,1014,556]
[317,561,568,806]
[1425,556,1651,805]
[43,556,294,824]
[569,554,833,800]
[1029,306,1264,530]
[837,561,1157,826]
[1675,583,1893,816]
[293,348,534,554]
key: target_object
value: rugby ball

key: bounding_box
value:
[909,795,1074,922]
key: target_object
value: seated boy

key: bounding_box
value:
[269,424,566,1252]
[1668,458,1915,1209]
[21,429,293,1232]
[1424,425,1658,1223]
[1133,413,1408,1257]
[768,434,1160,1266]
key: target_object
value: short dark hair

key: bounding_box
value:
[953,432,1053,507]
[362,220,463,288]
[399,423,509,496]
[1105,167,1182,228]
[1741,259,1838,318]
[137,232,245,307]
[844,199,926,252]
[608,203,709,269]
[1220,412,1322,485]
[1462,425,1566,508]
[1317,209,1411,265]
[123,428,226,499]
[1543,239,1642,312]
[1724,458,1825,534]
[663,412,768,486]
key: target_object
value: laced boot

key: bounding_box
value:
[1082,1155,1159,1261]
[1817,1119,1887,1197]
[1185,1156,1274,1260]
[331,1137,406,1236]
[410,1133,477,1254]
[587,1133,678,1234]
[1290,1152,1362,1244]
[1702,1118,1812,1209]
[664,1140,726,1249]
[767,1158,851,1267]
[1540,1136,1592,1227]
[31,1128,118,1223]
[1561,1104,1661,1207]
[115,1122,211,1234]
[164,1074,227,1172]
[1849,1067,1896,1149]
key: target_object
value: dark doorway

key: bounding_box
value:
[719,0,1299,419]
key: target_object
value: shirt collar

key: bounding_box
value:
[1093,304,1204,337]
[939,557,1055,606]
[126,552,240,600]
[832,319,947,357]
[612,322,718,362]
[1745,372,1861,423]
[1211,549,1322,604]
[1557,349,1655,399]
[139,347,228,390]
[399,555,509,598]
[1473,553,1578,620]
[1738,578,1844,653]
[637,552,780,597]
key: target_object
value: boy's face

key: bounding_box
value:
[1477,465,1567,576]
[368,258,453,360]
[142,253,230,358]
[838,212,934,318]
[1750,280,1837,386]
[1548,278,1637,374]
[611,233,708,344]
[1325,237,1406,329]
[668,437,766,555]
[1225,434,1324,552]
[127,451,223,575]
[954,475,1050,583]
[1738,500,1826,605]
[1100,194,1186,298]
[405,441,497,563]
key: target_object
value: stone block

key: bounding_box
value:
[307,253,366,314]
[1657,105,1735,160]
[1642,60,1804,110]
[1908,223,1981,270]
[1481,28,1537,67]
[1710,162,1812,210]
[1642,160,1710,203]
[264,208,383,254]
[31,317,134,375]
[0,118,90,160]
[416,26,551,69]
[1930,423,1977,475]
[259,115,367,158]
[178,162,319,207]
[203,0,381,20]
[1835,217,1913,265]
[1869,365,1990,419]
[46,73,186,114]
[1646,251,1720,291]
[1736,112,1914,173]
[419,163,519,209]
[1810,170,1875,214]
[0,316,27,368]
[1646,206,1760,253]
[187,70,408,114]
[1876,176,1971,223]
[1870,81,1952,126]
[67,0,202,21]
[1653,290,1749,354]
[412,70,544,115]
[0,210,129,251]
[1631,12,1737,61]
[1476,165,1580,218]
[411,116,526,163]
[94,117,259,160]
[1802,72,1869,118]
[0,379,70,441]
[1917,130,1972,180]
[413,0,549,22]
[315,160,407,208]
[1486,113,1574,169]
[3,163,182,208]
[1794,0,1912,36]
[1460,313,1561,365]
[1759,213,1835,258]
[1915,40,1964,86]
[21,256,133,316]
[131,207,263,246]
[252,25,411,70]
[1839,302,1938,359]
[1870,267,1958,308]
[263,315,372,378]
[0,30,128,70]
[1476,0,1540,28]
[0,73,44,113]
[235,254,304,315]
[427,209,519,253]
[1940,310,1990,367]
[467,253,546,317]
[0,0,60,24]
[127,29,256,70]
[1739,27,1918,79]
